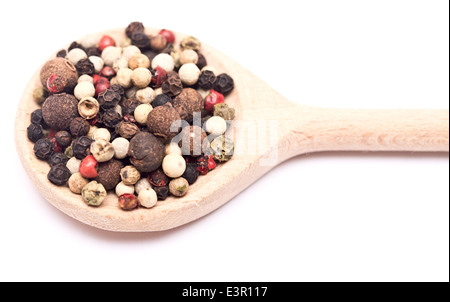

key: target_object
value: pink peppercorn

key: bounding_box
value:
[158,29,175,43]
[205,90,224,113]
[98,35,116,51]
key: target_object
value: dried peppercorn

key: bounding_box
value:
[120,97,140,115]
[34,138,55,160]
[72,136,93,159]
[116,121,139,139]
[197,155,216,175]
[33,87,48,105]
[75,58,95,76]
[56,49,67,58]
[46,74,68,94]
[213,73,234,95]
[120,165,141,185]
[48,152,69,166]
[82,181,107,206]
[101,66,115,78]
[169,177,189,197]
[126,22,145,38]
[210,135,234,162]
[172,88,204,122]
[152,94,171,108]
[42,93,79,130]
[152,185,169,200]
[98,35,116,51]
[179,125,207,156]
[150,35,167,51]
[110,84,125,98]
[70,117,90,137]
[198,70,216,90]
[146,103,181,141]
[131,32,150,49]
[97,88,121,109]
[205,90,224,113]
[40,58,78,93]
[27,123,44,142]
[118,193,139,210]
[213,103,235,121]
[95,77,110,96]
[30,109,46,127]
[100,109,122,128]
[68,41,84,52]
[79,155,98,178]
[85,47,101,57]
[182,163,199,184]
[54,131,72,147]
[128,132,165,172]
[150,66,167,88]
[180,36,201,51]
[95,158,124,190]
[47,164,71,186]
[161,71,183,97]
[196,53,207,70]
[158,29,175,44]
[148,169,169,187]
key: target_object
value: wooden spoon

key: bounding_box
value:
[15,28,449,232]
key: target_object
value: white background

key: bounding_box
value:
[0,0,448,282]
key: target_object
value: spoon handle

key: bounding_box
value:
[290,107,449,153]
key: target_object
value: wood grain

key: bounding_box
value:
[14,28,449,232]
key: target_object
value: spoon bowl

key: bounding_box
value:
[15,28,449,232]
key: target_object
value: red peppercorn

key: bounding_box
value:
[46,74,67,94]
[95,77,110,97]
[79,155,99,178]
[50,137,62,153]
[93,74,100,85]
[48,129,57,138]
[98,35,116,51]
[158,29,175,44]
[197,155,216,175]
[205,90,224,113]
[208,155,216,170]
[88,115,98,125]
[147,169,169,187]
[123,114,137,124]
[101,66,115,78]
[150,66,168,88]
[118,193,139,210]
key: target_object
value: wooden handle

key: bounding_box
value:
[289,107,449,154]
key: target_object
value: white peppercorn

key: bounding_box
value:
[122,45,141,60]
[113,57,129,72]
[135,177,151,195]
[67,48,87,65]
[138,187,158,208]
[162,154,186,178]
[134,103,153,125]
[165,142,183,156]
[74,82,95,100]
[131,67,151,88]
[78,97,99,119]
[110,76,119,86]
[89,56,104,73]
[116,68,133,88]
[205,116,227,135]
[87,125,98,140]
[171,49,182,68]
[136,87,156,104]
[120,165,141,185]
[79,33,101,48]
[68,172,89,194]
[154,87,163,95]
[102,46,122,66]
[92,128,111,142]
[115,181,135,196]
[90,139,115,162]
[151,53,174,72]
[66,157,81,174]
[179,63,200,86]
[111,137,130,159]
[128,53,150,70]
[78,74,94,84]
[169,177,189,197]
[82,181,107,206]
[179,49,198,65]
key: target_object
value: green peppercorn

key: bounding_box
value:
[82,181,107,206]
[209,135,234,162]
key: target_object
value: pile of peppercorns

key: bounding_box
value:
[27,22,236,210]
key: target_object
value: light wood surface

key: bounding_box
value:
[14,28,449,232]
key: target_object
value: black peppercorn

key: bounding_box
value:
[86,47,101,57]
[33,138,55,160]
[152,185,169,200]
[152,94,171,108]
[162,71,183,97]
[68,41,85,52]
[197,70,216,90]
[75,58,95,76]
[101,109,122,128]
[47,163,71,186]
[97,89,121,109]
[72,136,93,159]
[27,123,44,142]
[116,121,139,139]
[131,32,150,49]
[30,109,46,127]
[110,84,125,98]
[181,163,200,184]
[125,22,145,38]
[54,131,72,147]
[213,73,234,95]
[142,49,158,62]
[196,53,207,70]
[70,117,90,137]
[48,152,69,166]
[120,98,140,115]
[56,49,67,58]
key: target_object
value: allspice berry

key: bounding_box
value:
[178,125,207,156]
[40,58,78,92]
[95,158,124,190]
[146,103,181,141]
[70,117,90,137]
[128,132,165,172]
[42,93,79,130]
[171,88,204,122]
